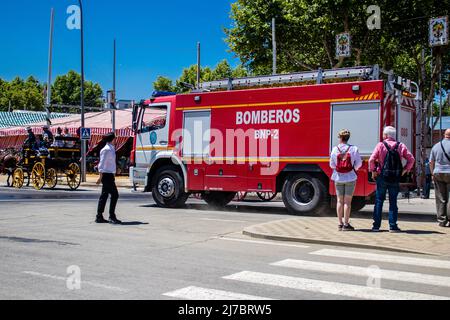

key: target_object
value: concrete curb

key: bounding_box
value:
[243,229,441,256]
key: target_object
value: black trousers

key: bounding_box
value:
[97,173,119,218]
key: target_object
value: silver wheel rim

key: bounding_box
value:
[158,177,175,198]
[291,178,316,207]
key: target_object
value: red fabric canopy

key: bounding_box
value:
[0,136,25,150]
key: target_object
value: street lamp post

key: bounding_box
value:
[112,38,116,132]
[78,0,86,182]
[46,8,54,127]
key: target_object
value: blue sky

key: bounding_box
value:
[0,0,239,100]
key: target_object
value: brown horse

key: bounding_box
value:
[0,149,20,187]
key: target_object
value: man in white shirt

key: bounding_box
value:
[96,132,121,224]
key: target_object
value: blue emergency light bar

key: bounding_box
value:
[151,91,177,98]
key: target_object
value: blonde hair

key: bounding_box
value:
[338,129,351,142]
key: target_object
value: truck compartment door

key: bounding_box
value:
[182,111,211,158]
[331,102,381,156]
[183,111,211,190]
[331,102,381,196]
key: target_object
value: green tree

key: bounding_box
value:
[212,59,233,79]
[153,61,249,93]
[0,76,44,111]
[52,70,103,108]
[232,64,249,78]
[225,0,448,76]
[153,76,176,92]
[174,65,214,92]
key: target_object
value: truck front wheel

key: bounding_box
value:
[203,192,236,209]
[282,173,329,215]
[152,166,189,208]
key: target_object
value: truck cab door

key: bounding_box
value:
[132,104,169,185]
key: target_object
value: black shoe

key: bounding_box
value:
[338,225,344,231]
[372,227,381,232]
[109,218,122,225]
[390,226,402,233]
[342,224,355,231]
[95,216,109,224]
[439,221,449,228]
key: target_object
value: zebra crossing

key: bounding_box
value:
[163,247,450,300]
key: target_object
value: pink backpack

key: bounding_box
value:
[336,146,354,173]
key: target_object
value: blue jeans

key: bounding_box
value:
[373,176,400,229]
[423,175,432,199]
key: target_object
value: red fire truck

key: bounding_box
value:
[130,66,420,214]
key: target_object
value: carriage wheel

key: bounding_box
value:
[256,192,278,202]
[45,168,58,189]
[67,163,81,190]
[31,162,46,190]
[12,168,24,189]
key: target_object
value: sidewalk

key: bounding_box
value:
[83,175,132,188]
[244,197,450,256]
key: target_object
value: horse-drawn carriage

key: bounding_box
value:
[10,136,82,190]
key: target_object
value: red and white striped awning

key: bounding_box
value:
[0,109,165,138]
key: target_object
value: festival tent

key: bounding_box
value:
[0,109,166,152]
[0,111,71,129]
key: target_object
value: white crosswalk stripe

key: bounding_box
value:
[272,259,450,288]
[163,286,274,300]
[310,249,450,269]
[223,271,449,300]
[162,247,450,300]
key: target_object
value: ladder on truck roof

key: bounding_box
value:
[198,65,380,91]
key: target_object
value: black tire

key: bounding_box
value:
[203,192,237,208]
[282,173,330,215]
[151,166,189,208]
[351,196,366,213]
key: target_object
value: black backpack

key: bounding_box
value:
[381,142,404,183]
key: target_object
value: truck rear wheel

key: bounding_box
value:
[203,192,236,208]
[152,166,189,208]
[282,173,329,215]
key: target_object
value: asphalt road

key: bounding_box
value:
[0,188,449,300]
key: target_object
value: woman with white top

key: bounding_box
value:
[330,129,363,231]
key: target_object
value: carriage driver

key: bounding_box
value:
[42,125,54,146]
[24,127,36,148]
